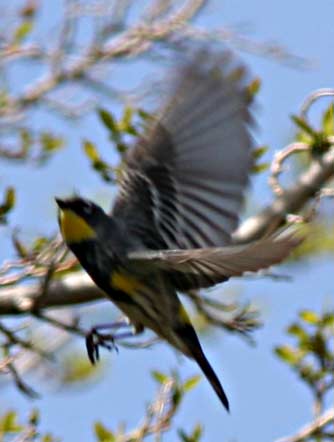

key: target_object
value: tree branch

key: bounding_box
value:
[233,147,334,243]
[0,272,105,315]
[0,0,206,119]
[275,407,334,442]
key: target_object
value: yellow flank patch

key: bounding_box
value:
[59,209,96,243]
[179,304,191,324]
[111,271,143,295]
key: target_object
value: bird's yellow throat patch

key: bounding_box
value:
[59,209,96,243]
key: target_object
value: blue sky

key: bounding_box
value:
[0,1,333,441]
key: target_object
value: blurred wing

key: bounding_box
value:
[112,48,253,250]
[127,230,303,291]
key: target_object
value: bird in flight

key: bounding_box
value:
[56,47,301,412]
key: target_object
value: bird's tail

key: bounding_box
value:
[138,279,230,411]
[170,314,229,411]
[191,340,230,412]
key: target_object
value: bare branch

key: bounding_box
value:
[0,322,51,359]
[0,0,206,120]
[120,377,182,441]
[275,408,334,442]
[269,142,311,196]
[301,89,334,120]
[233,146,334,243]
[6,358,39,398]
[0,272,105,315]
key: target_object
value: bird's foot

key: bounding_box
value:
[85,328,119,365]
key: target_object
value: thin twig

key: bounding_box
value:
[301,89,334,121]
[269,142,310,196]
[6,358,39,399]
[32,310,85,338]
[0,322,52,360]
[125,378,178,441]
[233,146,334,243]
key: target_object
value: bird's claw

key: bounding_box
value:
[85,329,118,364]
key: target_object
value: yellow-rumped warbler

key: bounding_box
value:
[56,48,301,412]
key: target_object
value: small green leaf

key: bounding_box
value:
[298,334,314,353]
[119,107,133,130]
[192,424,203,441]
[14,21,33,43]
[42,433,55,442]
[310,333,327,359]
[32,236,49,253]
[276,310,334,394]
[40,132,64,152]
[251,163,269,174]
[322,102,334,136]
[291,115,316,137]
[94,422,115,442]
[299,363,319,384]
[0,411,23,433]
[28,408,39,426]
[12,234,29,258]
[115,142,128,155]
[172,387,183,407]
[311,133,331,157]
[151,370,169,384]
[287,323,308,341]
[98,108,118,133]
[296,131,312,144]
[178,429,190,442]
[247,78,261,100]
[138,108,153,121]
[0,187,16,221]
[6,187,15,209]
[83,140,113,182]
[84,140,100,162]
[183,375,201,392]
[299,310,320,325]
[321,312,334,328]
[178,425,203,442]
[253,145,268,159]
[275,345,302,365]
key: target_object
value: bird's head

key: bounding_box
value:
[55,196,109,245]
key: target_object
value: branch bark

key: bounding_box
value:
[0,272,105,315]
[0,147,333,316]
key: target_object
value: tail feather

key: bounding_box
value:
[193,344,230,412]
[172,321,229,411]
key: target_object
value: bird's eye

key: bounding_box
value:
[82,203,93,215]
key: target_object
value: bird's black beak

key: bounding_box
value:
[55,197,67,210]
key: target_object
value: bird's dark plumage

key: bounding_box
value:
[57,47,302,413]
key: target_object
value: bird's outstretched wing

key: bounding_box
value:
[127,230,303,291]
[111,48,253,250]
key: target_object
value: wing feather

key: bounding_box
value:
[112,47,253,251]
[127,230,303,291]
